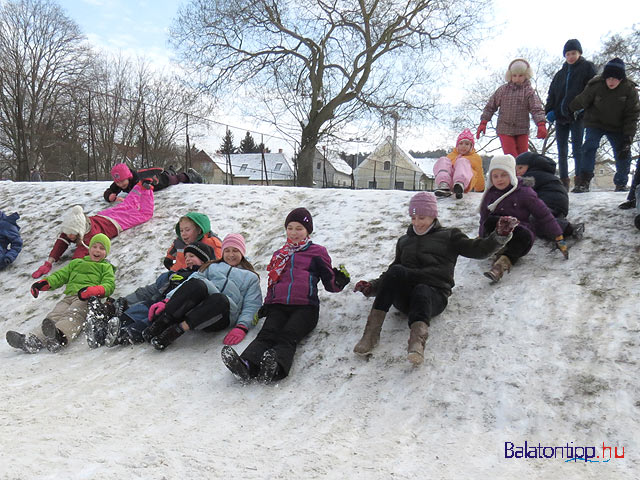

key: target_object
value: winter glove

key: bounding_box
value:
[223,325,248,345]
[555,235,569,260]
[546,111,556,123]
[32,261,52,279]
[77,285,106,300]
[353,280,373,297]
[496,216,520,236]
[253,305,267,326]
[30,280,50,298]
[163,257,174,270]
[148,298,168,321]
[536,122,548,139]
[333,264,351,289]
[476,120,488,139]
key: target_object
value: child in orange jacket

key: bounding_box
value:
[433,129,485,198]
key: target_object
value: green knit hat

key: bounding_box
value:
[174,212,211,241]
[89,233,111,256]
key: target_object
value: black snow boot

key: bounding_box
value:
[257,349,279,384]
[41,318,67,352]
[142,313,173,343]
[221,345,251,381]
[85,297,109,348]
[151,324,185,351]
[186,167,204,184]
[6,331,44,354]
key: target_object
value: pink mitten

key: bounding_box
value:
[223,326,248,345]
[496,216,520,236]
[32,261,52,279]
[148,299,168,321]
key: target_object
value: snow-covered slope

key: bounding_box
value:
[0,180,637,479]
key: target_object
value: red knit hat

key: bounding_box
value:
[111,163,133,181]
[409,192,438,218]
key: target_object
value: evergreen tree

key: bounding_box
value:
[240,131,259,153]
[220,129,237,154]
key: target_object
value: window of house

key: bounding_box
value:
[368,180,377,189]
[274,163,282,171]
[383,161,390,170]
[240,163,248,172]
[395,181,404,189]
[317,162,321,169]
[599,169,604,175]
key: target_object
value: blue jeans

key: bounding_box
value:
[582,127,631,186]
[555,120,584,179]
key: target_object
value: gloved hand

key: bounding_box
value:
[77,285,106,300]
[223,325,248,345]
[536,122,548,139]
[333,264,351,289]
[476,120,488,139]
[496,216,520,236]
[32,261,52,278]
[0,256,11,269]
[353,280,373,297]
[555,235,569,260]
[546,111,556,123]
[252,305,267,326]
[148,299,168,321]
[30,280,50,298]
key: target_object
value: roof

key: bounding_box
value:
[410,156,437,179]
[210,152,295,181]
[325,151,352,175]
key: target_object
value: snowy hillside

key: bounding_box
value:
[0,180,637,479]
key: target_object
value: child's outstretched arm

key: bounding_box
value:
[315,248,350,293]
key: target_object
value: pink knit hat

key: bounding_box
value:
[111,163,133,181]
[222,233,246,257]
[409,192,438,218]
[456,129,475,148]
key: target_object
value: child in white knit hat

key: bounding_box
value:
[477,58,547,157]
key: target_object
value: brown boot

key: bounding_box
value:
[353,309,386,355]
[571,174,583,193]
[407,321,429,365]
[484,255,512,283]
[561,177,570,190]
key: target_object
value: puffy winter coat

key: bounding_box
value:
[481,80,546,136]
[516,152,568,217]
[96,183,154,231]
[164,212,222,271]
[0,211,23,269]
[479,179,562,254]
[545,56,597,124]
[169,262,262,330]
[103,167,165,201]
[264,242,345,307]
[46,257,116,296]
[371,220,504,297]
[569,76,640,137]
[446,149,485,192]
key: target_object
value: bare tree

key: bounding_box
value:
[0,0,90,180]
[170,0,488,186]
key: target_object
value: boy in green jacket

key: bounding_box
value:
[6,234,115,353]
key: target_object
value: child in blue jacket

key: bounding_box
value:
[0,211,22,270]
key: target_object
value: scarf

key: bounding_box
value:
[267,237,311,287]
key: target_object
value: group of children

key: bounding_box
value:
[2,40,640,379]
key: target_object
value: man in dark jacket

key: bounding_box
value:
[569,58,640,193]
[515,152,583,239]
[545,39,596,190]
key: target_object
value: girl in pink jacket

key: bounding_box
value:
[476,59,547,157]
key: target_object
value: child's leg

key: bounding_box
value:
[407,285,448,327]
[31,296,73,341]
[514,134,529,156]
[451,157,473,190]
[241,305,290,374]
[555,122,570,179]
[50,296,90,342]
[182,293,231,332]
[580,128,603,177]
[498,135,518,156]
[433,156,453,187]
[164,279,210,320]
[372,264,414,313]
[569,120,585,179]
[606,132,632,188]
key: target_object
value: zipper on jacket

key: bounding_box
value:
[286,253,295,304]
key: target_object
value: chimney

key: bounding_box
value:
[278,148,283,153]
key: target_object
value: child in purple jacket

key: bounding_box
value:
[222,207,350,383]
[479,155,568,283]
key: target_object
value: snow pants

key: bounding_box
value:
[499,134,529,157]
[33,295,88,342]
[372,264,448,327]
[240,304,319,380]
[483,216,533,264]
[165,279,230,332]
[433,156,473,190]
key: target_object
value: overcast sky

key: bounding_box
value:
[59,0,639,152]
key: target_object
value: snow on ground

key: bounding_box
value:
[0,180,638,479]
